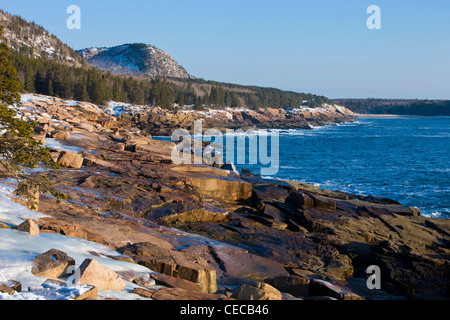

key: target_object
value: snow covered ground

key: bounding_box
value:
[104,101,134,116]
[104,101,152,116]
[0,180,155,300]
[19,93,104,113]
[289,104,354,115]
[20,93,52,104]
[180,108,234,120]
[0,182,49,224]
[44,138,87,153]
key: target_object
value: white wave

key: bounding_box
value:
[413,134,450,138]
[423,210,448,219]
[279,165,299,169]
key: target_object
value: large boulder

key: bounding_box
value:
[57,151,84,169]
[76,258,126,291]
[31,249,75,278]
[16,219,39,236]
[51,130,70,141]
[231,282,282,300]
[0,280,21,295]
[172,166,252,202]
[119,242,217,294]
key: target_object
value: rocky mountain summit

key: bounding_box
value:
[0,94,449,300]
[77,43,193,79]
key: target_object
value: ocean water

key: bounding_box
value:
[157,116,450,218]
[230,116,450,219]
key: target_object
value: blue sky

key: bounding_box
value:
[1,0,449,99]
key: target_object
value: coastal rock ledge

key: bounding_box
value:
[33,137,450,299]
[1,94,449,300]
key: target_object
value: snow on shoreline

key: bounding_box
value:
[44,138,87,153]
[18,93,104,113]
[0,180,154,300]
[0,182,49,224]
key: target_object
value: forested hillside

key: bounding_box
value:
[78,44,193,79]
[0,9,83,67]
[3,8,334,110]
[10,49,332,110]
[336,98,450,116]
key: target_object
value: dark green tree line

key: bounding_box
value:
[11,48,333,111]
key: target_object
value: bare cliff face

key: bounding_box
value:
[77,43,194,79]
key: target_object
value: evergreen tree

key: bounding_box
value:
[45,72,54,96]
[126,78,144,105]
[202,93,211,107]
[86,71,108,104]
[112,80,125,102]
[0,27,64,208]
[224,90,232,107]
[74,78,89,101]
[230,92,241,108]
[23,67,35,92]
[33,70,46,93]
[176,90,185,106]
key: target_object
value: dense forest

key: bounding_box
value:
[171,77,334,109]
[11,49,192,108]
[9,49,331,110]
[336,98,450,116]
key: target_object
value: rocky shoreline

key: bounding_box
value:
[0,94,449,300]
[114,102,356,136]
